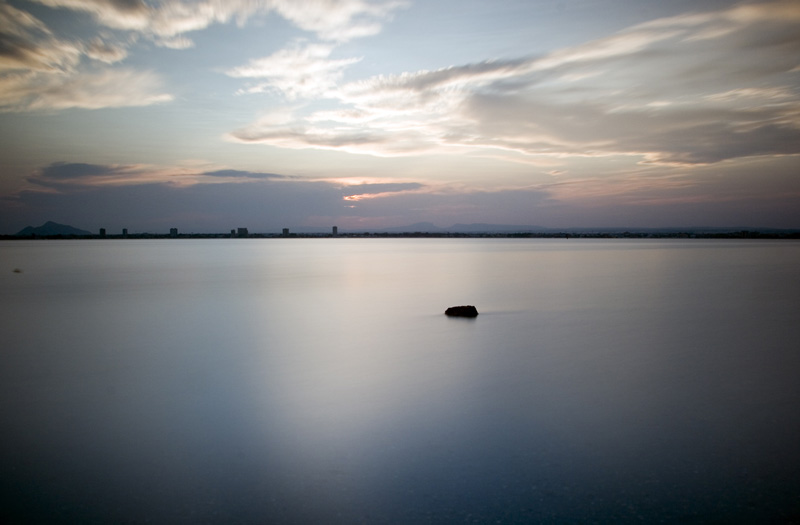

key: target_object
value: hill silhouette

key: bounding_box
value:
[16,221,91,236]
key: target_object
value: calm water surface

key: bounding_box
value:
[1,239,799,523]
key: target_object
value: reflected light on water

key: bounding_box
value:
[0,239,798,522]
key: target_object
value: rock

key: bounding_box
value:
[445,305,479,317]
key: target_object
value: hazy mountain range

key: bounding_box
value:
[344,222,797,234]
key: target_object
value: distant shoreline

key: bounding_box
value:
[3,230,800,240]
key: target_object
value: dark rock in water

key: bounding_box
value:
[445,305,479,317]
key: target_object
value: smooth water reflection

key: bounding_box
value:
[1,239,799,522]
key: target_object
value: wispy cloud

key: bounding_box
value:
[0,1,171,111]
[271,0,407,42]
[84,37,128,63]
[0,2,82,72]
[341,181,424,201]
[1,67,172,112]
[3,0,405,112]
[227,42,361,99]
[202,169,288,180]
[229,1,800,166]
[29,0,407,46]
[28,68,171,110]
[31,0,150,32]
[26,162,302,188]
[28,161,187,187]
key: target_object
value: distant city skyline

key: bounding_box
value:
[1,0,799,234]
[9,219,799,239]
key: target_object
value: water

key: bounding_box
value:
[1,239,798,523]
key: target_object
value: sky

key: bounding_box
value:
[1,0,799,234]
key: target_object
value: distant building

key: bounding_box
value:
[282,228,290,236]
[231,229,236,237]
[122,228,128,237]
[237,227,249,237]
[332,226,338,236]
[99,228,106,237]
[170,228,178,237]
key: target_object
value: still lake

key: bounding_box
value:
[1,238,799,523]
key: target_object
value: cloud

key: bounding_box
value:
[229,1,800,166]
[0,2,83,72]
[27,162,295,190]
[271,0,407,42]
[333,183,555,226]
[10,68,172,111]
[28,162,178,187]
[28,0,406,46]
[227,42,360,99]
[2,164,555,233]
[3,0,405,112]
[85,37,128,63]
[202,169,288,180]
[0,2,172,112]
[341,182,424,201]
[38,162,125,180]
[30,0,163,36]
[0,65,172,112]
[528,155,800,227]
[5,155,800,234]
[227,122,441,156]
[341,182,423,195]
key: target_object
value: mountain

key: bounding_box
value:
[16,221,91,236]
[449,223,548,233]
[373,222,444,233]
[343,222,545,233]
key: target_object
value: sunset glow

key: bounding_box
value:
[1,0,799,233]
